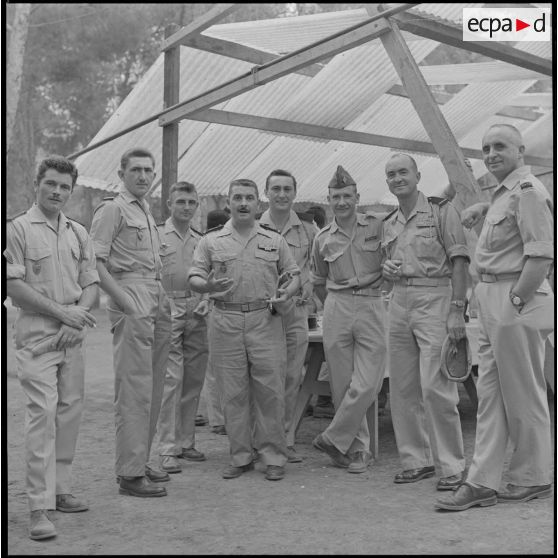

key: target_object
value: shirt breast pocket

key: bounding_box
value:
[25,246,54,284]
[212,252,237,279]
[415,220,439,257]
[484,213,511,251]
[160,245,177,273]
[121,216,150,251]
[323,250,348,282]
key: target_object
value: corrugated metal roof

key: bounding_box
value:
[76,3,552,205]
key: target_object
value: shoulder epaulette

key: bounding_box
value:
[205,224,224,235]
[190,226,202,236]
[383,208,398,221]
[520,182,533,190]
[296,211,315,224]
[156,222,165,228]
[103,194,116,201]
[259,223,280,234]
[316,222,332,237]
[7,209,27,222]
[427,196,449,207]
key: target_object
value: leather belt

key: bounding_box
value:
[335,287,382,297]
[479,272,521,283]
[112,271,161,281]
[166,289,194,299]
[214,300,268,312]
[396,277,450,287]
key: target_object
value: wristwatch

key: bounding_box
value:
[509,292,524,309]
[450,299,466,308]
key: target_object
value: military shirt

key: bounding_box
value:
[310,212,383,291]
[89,187,162,276]
[474,166,553,277]
[188,220,300,302]
[259,209,316,296]
[382,191,469,279]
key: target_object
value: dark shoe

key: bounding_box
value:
[160,455,182,473]
[55,494,88,513]
[437,471,465,491]
[195,414,208,426]
[145,465,170,482]
[29,510,56,540]
[287,446,303,463]
[435,482,497,511]
[497,483,551,503]
[312,433,350,468]
[265,465,285,481]
[394,466,435,484]
[304,405,314,417]
[179,447,207,462]
[348,451,372,474]
[313,404,335,419]
[211,425,227,435]
[119,476,167,497]
[222,462,254,479]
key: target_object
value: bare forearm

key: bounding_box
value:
[189,275,210,293]
[7,279,66,322]
[77,284,98,311]
[450,257,469,301]
[513,257,552,301]
[96,260,125,302]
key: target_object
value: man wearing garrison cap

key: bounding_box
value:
[310,165,387,474]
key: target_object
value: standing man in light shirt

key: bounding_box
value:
[90,147,171,497]
[311,165,387,474]
[5,156,99,540]
[157,182,209,474]
[436,124,554,511]
[259,169,317,463]
[188,178,300,482]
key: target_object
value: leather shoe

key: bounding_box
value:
[265,465,285,481]
[497,483,551,503]
[29,510,56,540]
[437,471,465,491]
[348,451,372,474]
[222,462,254,479]
[312,433,350,468]
[287,446,303,463]
[160,455,182,473]
[145,465,170,482]
[435,482,497,511]
[211,425,227,435]
[394,466,435,484]
[119,476,167,497]
[179,447,206,462]
[55,494,88,513]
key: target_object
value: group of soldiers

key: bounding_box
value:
[6,123,554,541]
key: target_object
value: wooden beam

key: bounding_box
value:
[184,108,552,167]
[161,4,239,51]
[392,11,552,76]
[380,18,481,211]
[158,4,417,127]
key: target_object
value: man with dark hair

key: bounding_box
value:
[311,165,386,474]
[188,178,300,481]
[5,156,99,540]
[90,147,171,497]
[436,124,554,511]
[156,182,209,473]
[382,152,469,491]
[259,169,317,463]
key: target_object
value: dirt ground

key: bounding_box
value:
[5,305,556,555]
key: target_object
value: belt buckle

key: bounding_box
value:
[241,302,249,312]
[483,274,496,283]
[352,287,360,295]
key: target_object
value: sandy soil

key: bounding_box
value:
[5,306,555,555]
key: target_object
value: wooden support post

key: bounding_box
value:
[161,24,180,220]
[380,18,481,211]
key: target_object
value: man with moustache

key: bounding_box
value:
[188,178,300,481]
[90,147,171,497]
[157,182,209,474]
[311,165,386,474]
[436,124,554,511]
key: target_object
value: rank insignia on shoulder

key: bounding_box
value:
[103,194,116,201]
[7,209,27,222]
[191,226,202,236]
[205,224,224,235]
[520,182,533,190]
[383,208,398,221]
[260,223,279,233]
[427,196,449,207]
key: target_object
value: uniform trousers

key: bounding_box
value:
[107,279,171,476]
[282,301,309,447]
[158,297,208,455]
[322,292,386,455]
[201,311,225,427]
[388,285,465,476]
[17,327,84,511]
[467,280,554,490]
[210,307,287,467]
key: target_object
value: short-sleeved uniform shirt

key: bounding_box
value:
[188,220,300,302]
[310,212,383,291]
[474,166,553,284]
[5,204,99,347]
[89,187,162,276]
[382,191,469,278]
[259,209,316,296]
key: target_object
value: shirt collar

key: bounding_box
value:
[164,217,191,240]
[395,191,429,223]
[329,212,367,234]
[118,185,149,209]
[28,204,69,229]
[260,209,301,233]
[497,165,532,191]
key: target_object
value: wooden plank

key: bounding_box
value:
[509,92,553,108]
[380,18,481,211]
[392,11,552,76]
[161,4,239,51]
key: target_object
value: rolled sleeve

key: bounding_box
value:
[441,203,470,262]
[278,237,300,277]
[78,233,100,288]
[89,202,120,262]
[187,237,211,281]
[519,189,554,260]
[310,235,328,286]
[4,222,26,281]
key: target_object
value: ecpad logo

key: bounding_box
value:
[463,8,551,41]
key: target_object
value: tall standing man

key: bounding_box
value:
[157,182,209,474]
[188,178,300,482]
[311,165,387,474]
[382,153,469,491]
[259,169,317,463]
[90,147,171,497]
[436,124,554,511]
[5,156,99,540]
